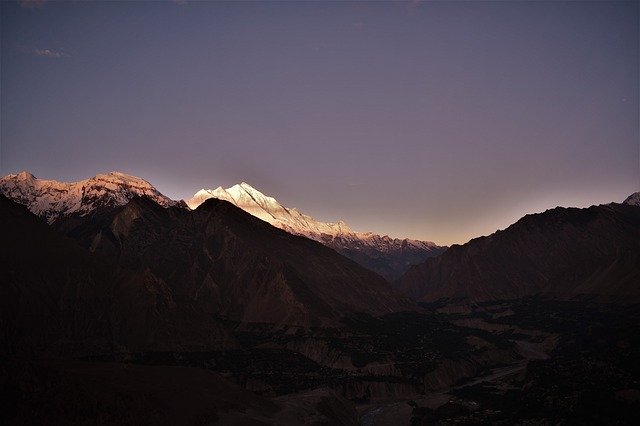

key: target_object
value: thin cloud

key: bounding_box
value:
[19,0,46,9]
[406,0,425,10]
[35,48,67,58]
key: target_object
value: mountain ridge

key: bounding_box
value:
[0,193,235,356]
[396,202,640,302]
[0,171,443,279]
[188,182,445,280]
[0,170,184,223]
[51,194,413,327]
[624,191,640,206]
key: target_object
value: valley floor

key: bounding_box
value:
[3,298,639,425]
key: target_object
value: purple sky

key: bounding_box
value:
[1,0,638,245]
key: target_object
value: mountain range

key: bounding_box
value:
[1,191,412,357]
[0,194,235,357]
[0,172,442,280]
[3,169,640,425]
[2,171,638,305]
[0,171,183,224]
[188,183,444,280]
[396,200,640,302]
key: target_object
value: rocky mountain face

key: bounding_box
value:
[0,171,184,224]
[0,172,443,280]
[5,174,639,425]
[624,191,640,206]
[53,196,411,327]
[396,202,640,302]
[2,187,412,356]
[0,195,235,357]
[188,183,444,280]
[1,179,417,425]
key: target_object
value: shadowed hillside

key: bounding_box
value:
[397,203,640,302]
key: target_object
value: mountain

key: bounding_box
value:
[0,170,411,326]
[53,195,412,327]
[0,171,184,224]
[0,171,442,280]
[624,191,640,206]
[2,186,411,354]
[0,194,234,357]
[396,202,640,302]
[188,183,444,280]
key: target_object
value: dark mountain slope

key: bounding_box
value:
[0,195,111,357]
[396,203,640,302]
[188,182,444,281]
[321,237,446,282]
[0,195,233,357]
[55,197,412,326]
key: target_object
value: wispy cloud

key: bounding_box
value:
[19,0,46,9]
[35,48,67,58]
[406,0,425,10]
[352,22,365,31]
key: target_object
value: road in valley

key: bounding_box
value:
[360,361,527,426]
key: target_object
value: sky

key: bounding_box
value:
[1,0,638,245]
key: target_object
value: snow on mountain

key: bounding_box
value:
[189,183,354,236]
[623,192,640,207]
[0,170,444,279]
[187,182,444,280]
[0,171,181,223]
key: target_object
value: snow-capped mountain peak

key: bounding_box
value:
[15,170,36,181]
[623,192,640,207]
[189,182,356,236]
[0,171,181,223]
[190,182,309,225]
[186,182,444,279]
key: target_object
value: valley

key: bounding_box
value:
[1,175,638,425]
[3,1,638,423]
[6,297,636,425]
